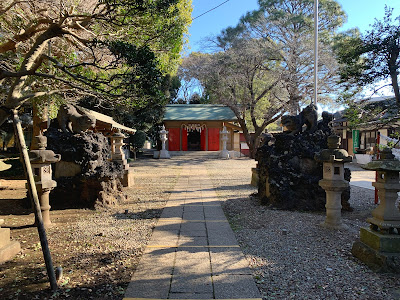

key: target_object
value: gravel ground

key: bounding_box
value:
[204,158,400,300]
[58,159,183,296]
[0,157,182,299]
[70,159,182,259]
[2,155,400,299]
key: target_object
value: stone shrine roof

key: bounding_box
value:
[164,104,237,121]
[77,106,136,134]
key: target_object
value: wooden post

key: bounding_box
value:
[375,132,380,205]
[12,110,57,291]
[180,127,182,151]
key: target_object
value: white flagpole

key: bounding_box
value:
[314,0,318,105]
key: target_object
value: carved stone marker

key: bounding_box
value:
[352,148,400,272]
[158,125,170,159]
[29,132,61,228]
[0,218,21,263]
[219,126,230,159]
[315,135,352,229]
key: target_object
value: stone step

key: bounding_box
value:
[0,240,21,264]
[0,228,11,249]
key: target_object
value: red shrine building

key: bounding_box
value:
[163,104,241,152]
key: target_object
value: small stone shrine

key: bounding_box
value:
[352,148,400,272]
[29,132,61,227]
[315,135,352,229]
[256,106,351,211]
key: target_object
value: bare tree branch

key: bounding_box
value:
[0,0,29,16]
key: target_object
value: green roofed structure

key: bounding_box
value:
[163,104,241,152]
[164,104,237,121]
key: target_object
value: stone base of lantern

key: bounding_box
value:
[111,157,133,187]
[112,153,124,161]
[159,149,170,159]
[319,179,349,229]
[0,228,21,264]
[251,168,259,187]
[360,227,400,252]
[27,181,57,229]
[352,227,400,273]
[219,149,230,159]
[121,168,134,187]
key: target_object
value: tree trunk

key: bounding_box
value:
[388,46,400,105]
[244,132,257,159]
[31,104,48,150]
[389,65,400,106]
[250,144,257,159]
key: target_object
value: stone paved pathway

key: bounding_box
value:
[124,163,261,300]
[346,163,375,190]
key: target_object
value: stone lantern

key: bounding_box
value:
[158,125,170,159]
[314,135,352,229]
[29,132,61,228]
[219,126,230,159]
[110,130,134,187]
[352,148,400,272]
[110,130,126,160]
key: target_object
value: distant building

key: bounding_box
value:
[163,104,241,152]
[333,96,399,164]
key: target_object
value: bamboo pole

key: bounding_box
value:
[12,109,57,291]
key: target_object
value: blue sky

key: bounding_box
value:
[188,0,400,53]
[185,0,400,108]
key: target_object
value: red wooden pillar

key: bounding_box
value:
[168,128,180,151]
[208,128,220,151]
[182,128,188,151]
[200,129,207,151]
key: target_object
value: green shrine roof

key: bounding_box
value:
[164,104,237,121]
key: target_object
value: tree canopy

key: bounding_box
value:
[179,0,346,157]
[222,0,346,113]
[335,6,400,105]
[181,37,285,158]
[0,0,192,128]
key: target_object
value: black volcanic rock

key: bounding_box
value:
[256,122,351,211]
[45,125,126,208]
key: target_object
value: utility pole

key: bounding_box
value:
[314,0,319,106]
